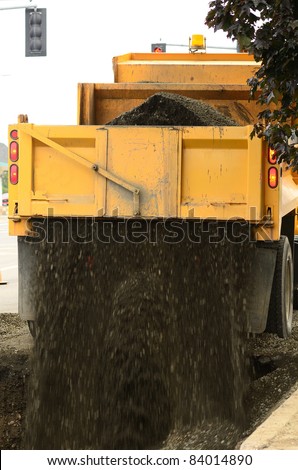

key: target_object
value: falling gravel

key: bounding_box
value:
[21,220,253,450]
[23,94,241,449]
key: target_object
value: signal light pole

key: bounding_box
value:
[0,3,47,57]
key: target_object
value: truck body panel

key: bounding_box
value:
[78,52,260,126]
[78,83,260,126]
[9,123,290,244]
[112,53,258,84]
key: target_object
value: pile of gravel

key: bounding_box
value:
[107,92,238,127]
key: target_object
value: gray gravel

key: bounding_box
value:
[107,92,238,126]
[1,311,297,449]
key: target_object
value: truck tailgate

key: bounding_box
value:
[8,124,266,233]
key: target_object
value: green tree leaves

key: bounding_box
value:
[206,0,298,169]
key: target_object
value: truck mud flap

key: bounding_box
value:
[244,247,277,334]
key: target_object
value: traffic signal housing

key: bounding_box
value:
[25,8,47,57]
[151,43,166,53]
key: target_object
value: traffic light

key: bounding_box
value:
[25,8,47,57]
[151,43,166,53]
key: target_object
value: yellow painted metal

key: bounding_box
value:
[180,126,264,221]
[112,52,258,85]
[102,126,181,218]
[8,124,99,224]
[77,83,95,125]
[78,82,261,126]
[254,142,281,241]
[191,35,205,48]
[78,53,261,126]
[8,122,288,240]
[292,173,298,185]
[8,218,31,237]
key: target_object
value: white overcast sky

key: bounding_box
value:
[0,0,234,145]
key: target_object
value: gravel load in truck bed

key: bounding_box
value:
[106,92,238,127]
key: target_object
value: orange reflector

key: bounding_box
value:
[10,164,19,185]
[153,47,163,53]
[10,141,19,162]
[10,129,18,140]
[268,167,278,188]
[268,148,277,164]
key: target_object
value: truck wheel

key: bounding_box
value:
[266,236,293,338]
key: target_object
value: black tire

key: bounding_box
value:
[266,236,293,338]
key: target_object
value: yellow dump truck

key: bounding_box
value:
[7,52,298,449]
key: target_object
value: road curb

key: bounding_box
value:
[240,383,298,449]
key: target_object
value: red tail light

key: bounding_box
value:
[268,167,278,188]
[10,141,19,162]
[268,148,277,164]
[10,164,19,185]
[10,129,18,140]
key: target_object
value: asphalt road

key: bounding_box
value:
[0,214,18,313]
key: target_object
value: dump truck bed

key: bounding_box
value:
[78,82,262,126]
[9,53,298,239]
[78,53,261,126]
[9,123,285,240]
[112,52,258,84]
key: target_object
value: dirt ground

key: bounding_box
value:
[0,314,32,449]
[0,311,297,450]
